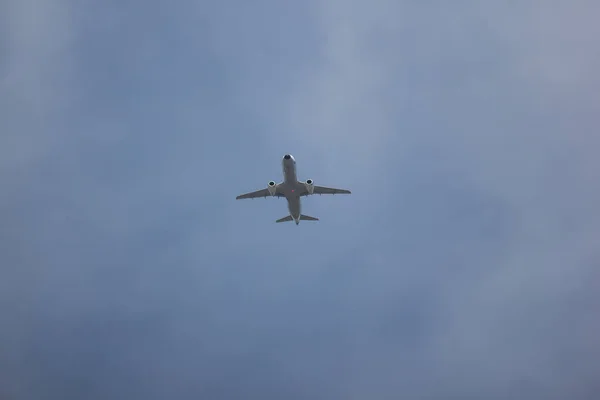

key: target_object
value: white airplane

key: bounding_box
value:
[236,154,351,225]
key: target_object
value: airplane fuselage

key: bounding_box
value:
[281,154,303,224]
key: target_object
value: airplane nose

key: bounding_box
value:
[283,154,291,160]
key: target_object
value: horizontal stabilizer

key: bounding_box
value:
[276,215,293,223]
[300,214,319,221]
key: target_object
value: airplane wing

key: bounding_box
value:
[300,185,351,196]
[236,187,284,200]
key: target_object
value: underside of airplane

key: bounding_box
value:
[236,154,351,224]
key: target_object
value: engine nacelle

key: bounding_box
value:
[304,179,314,194]
[267,181,277,196]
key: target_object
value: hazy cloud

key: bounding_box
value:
[1,1,599,399]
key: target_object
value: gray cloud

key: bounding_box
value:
[1,1,599,399]
[268,1,600,398]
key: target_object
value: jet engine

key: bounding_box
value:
[267,181,277,196]
[304,179,314,194]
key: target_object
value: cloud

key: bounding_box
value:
[271,1,600,398]
[0,0,76,171]
[1,0,599,399]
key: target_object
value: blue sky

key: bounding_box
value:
[1,0,599,399]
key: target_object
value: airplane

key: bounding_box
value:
[236,154,351,225]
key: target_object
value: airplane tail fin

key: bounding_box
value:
[276,215,293,223]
